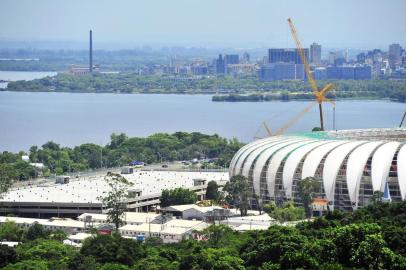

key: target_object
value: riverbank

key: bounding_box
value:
[3,72,406,101]
[212,93,405,102]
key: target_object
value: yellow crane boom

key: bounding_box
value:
[287,18,336,131]
[287,18,318,95]
[254,18,338,139]
[274,102,318,135]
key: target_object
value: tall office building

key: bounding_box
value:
[225,54,239,64]
[310,43,322,64]
[268,48,309,64]
[242,52,250,63]
[388,43,402,69]
[329,52,336,65]
[357,53,366,64]
[216,54,226,74]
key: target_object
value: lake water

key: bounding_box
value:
[0,91,405,152]
[0,71,57,88]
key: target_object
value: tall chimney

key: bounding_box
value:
[89,30,93,73]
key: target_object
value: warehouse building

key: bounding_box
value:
[0,171,228,218]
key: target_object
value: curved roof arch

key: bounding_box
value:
[301,140,349,179]
[397,144,406,200]
[229,136,271,167]
[282,141,330,198]
[251,139,303,195]
[241,139,290,178]
[229,137,274,175]
[231,137,280,176]
[371,142,401,192]
[323,141,366,203]
[346,141,384,206]
[266,140,315,198]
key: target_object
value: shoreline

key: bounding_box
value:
[0,89,402,102]
[3,89,403,103]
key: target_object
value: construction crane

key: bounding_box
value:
[287,18,336,131]
[400,112,406,127]
[253,121,273,140]
[254,101,320,139]
[253,18,338,140]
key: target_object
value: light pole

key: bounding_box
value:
[100,149,103,169]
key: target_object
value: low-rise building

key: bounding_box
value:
[77,212,160,226]
[233,224,269,231]
[259,63,304,81]
[162,204,230,221]
[326,65,371,80]
[223,214,274,228]
[0,216,87,234]
[65,232,92,247]
[69,65,100,75]
[119,219,208,243]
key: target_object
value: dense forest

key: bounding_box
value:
[4,73,406,102]
[0,200,405,269]
[0,132,242,182]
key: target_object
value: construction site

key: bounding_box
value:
[230,18,406,211]
[0,19,404,217]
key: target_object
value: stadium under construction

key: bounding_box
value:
[229,19,406,211]
[229,128,406,211]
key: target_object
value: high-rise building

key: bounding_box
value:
[225,54,239,64]
[242,52,250,63]
[268,48,309,64]
[388,43,402,69]
[310,43,322,64]
[216,54,226,74]
[328,52,336,65]
[357,53,366,64]
[344,49,349,62]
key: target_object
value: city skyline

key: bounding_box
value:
[0,0,405,49]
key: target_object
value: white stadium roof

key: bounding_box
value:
[229,128,406,208]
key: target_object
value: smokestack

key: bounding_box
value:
[89,30,93,73]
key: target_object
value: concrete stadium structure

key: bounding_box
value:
[229,128,406,211]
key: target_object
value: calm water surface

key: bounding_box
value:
[0,71,57,88]
[0,91,405,152]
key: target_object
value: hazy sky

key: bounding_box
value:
[0,0,405,49]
